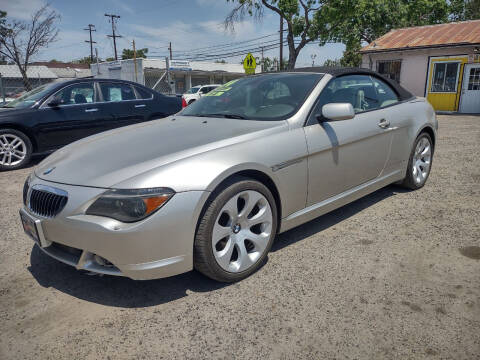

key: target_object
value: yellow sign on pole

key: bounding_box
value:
[243,53,256,75]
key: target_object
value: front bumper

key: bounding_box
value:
[23,176,208,280]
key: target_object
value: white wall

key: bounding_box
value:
[361,46,476,96]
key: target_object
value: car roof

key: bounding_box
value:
[289,67,414,101]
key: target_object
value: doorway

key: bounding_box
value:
[459,63,480,114]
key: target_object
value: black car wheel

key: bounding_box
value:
[194,177,278,282]
[0,129,32,171]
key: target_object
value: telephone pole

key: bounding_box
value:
[132,39,138,82]
[279,16,283,71]
[260,46,264,72]
[168,42,172,60]
[84,24,96,62]
[105,13,122,60]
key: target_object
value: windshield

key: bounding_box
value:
[185,86,201,94]
[3,83,57,109]
[179,73,322,121]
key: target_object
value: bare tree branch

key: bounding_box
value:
[0,4,60,90]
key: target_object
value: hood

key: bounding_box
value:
[35,116,285,188]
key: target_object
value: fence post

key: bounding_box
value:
[0,74,5,103]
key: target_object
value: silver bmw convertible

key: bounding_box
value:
[20,68,437,282]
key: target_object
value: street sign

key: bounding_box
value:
[243,53,256,75]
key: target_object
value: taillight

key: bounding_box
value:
[182,98,187,108]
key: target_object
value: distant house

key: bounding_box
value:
[360,20,480,113]
[0,65,58,95]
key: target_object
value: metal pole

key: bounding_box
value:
[133,39,138,83]
[169,42,172,60]
[95,48,100,75]
[279,16,283,71]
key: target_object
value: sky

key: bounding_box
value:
[1,0,345,67]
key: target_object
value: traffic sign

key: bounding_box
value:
[243,53,256,75]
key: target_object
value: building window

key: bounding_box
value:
[431,62,459,92]
[377,60,402,83]
[467,67,480,90]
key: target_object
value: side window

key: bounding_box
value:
[51,83,95,105]
[100,83,136,102]
[372,77,399,107]
[314,75,380,115]
[200,86,212,94]
[135,86,153,99]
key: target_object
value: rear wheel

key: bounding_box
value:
[400,133,433,190]
[194,177,278,282]
[0,129,32,171]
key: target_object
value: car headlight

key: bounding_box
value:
[86,188,174,223]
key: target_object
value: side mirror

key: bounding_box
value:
[318,103,355,122]
[47,99,61,107]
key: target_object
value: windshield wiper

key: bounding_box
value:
[196,113,247,119]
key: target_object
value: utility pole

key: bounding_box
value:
[105,13,122,60]
[84,24,96,62]
[133,39,138,82]
[168,42,172,60]
[279,15,283,71]
[95,48,101,75]
[260,46,264,72]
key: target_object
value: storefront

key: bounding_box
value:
[361,20,480,113]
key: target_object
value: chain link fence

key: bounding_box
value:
[144,69,173,94]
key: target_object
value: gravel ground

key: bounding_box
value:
[0,115,479,360]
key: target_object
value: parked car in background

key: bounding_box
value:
[21,68,437,282]
[0,78,181,170]
[182,84,221,107]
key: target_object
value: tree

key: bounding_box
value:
[225,0,333,70]
[320,0,451,46]
[450,0,480,21]
[339,39,362,67]
[323,58,341,67]
[74,56,102,65]
[121,47,148,60]
[0,5,60,90]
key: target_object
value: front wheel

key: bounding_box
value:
[400,133,433,190]
[0,129,32,171]
[194,178,278,282]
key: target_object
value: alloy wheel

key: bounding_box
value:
[412,137,432,185]
[212,190,273,273]
[0,134,27,166]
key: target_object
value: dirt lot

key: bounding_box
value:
[0,115,479,359]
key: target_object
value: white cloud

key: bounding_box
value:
[2,0,47,20]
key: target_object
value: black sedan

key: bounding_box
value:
[0,78,181,170]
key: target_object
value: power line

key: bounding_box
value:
[84,24,96,62]
[105,13,122,60]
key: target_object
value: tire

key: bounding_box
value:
[399,132,434,190]
[0,129,32,171]
[194,177,278,282]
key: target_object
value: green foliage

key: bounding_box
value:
[74,56,101,65]
[340,39,362,67]
[323,58,341,67]
[122,47,148,60]
[450,0,480,21]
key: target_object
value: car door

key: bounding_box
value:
[36,81,104,149]
[304,74,393,206]
[98,82,146,130]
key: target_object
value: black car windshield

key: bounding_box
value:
[179,73,322,121]
[2,83,58,109]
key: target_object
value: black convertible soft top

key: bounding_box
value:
[291,67,415,101]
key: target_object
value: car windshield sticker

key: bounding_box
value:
[205,79,240,96]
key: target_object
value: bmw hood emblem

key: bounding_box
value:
[43,167,56,175]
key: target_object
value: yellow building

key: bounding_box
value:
[360,20,480,114]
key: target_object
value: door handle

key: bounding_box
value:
[85,108,98,113]
[134,104,146,108]
[378,119,390,129]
